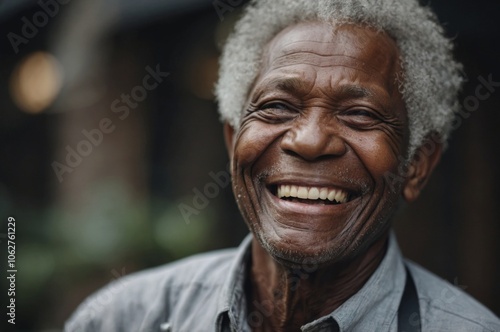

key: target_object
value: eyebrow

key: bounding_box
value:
[336,84,373,99]
[256,76,373,100]
[272,76,309,93]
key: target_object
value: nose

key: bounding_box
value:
[280,110,347,161]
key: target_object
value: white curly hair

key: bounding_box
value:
[215,0,463,157]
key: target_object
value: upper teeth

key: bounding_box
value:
[277,185,348,203]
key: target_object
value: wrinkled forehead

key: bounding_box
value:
[261,21,401,78]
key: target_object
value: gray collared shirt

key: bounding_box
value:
[65,232,500,331]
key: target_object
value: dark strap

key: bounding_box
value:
[398,266,421,332]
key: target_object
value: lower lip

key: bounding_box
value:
[265,187,355,215]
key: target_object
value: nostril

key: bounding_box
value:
[282,148,302,160]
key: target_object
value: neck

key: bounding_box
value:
[247,233,389,331]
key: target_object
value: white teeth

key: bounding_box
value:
[335,191,345,203]
[283,185,290,197]
[276,185,349,203]
[297,187,308,199]
[308,187,319,199]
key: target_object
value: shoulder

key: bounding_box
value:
[406,260,500,332]
[65,248,237,332]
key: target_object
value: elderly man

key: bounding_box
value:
[66,0,500,331]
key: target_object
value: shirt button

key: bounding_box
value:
[160,322,172,331]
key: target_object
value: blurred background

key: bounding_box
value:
[0,0,499,330]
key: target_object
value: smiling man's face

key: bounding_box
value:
[225,21,412,266]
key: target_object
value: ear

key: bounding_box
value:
[223,122,235,159]
[403,137,443,202]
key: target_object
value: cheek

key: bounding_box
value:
[348,132,403,178]
[233,122,288,167]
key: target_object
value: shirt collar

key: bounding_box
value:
[214,231,406,332]
[303,231,407,331]
[215,234,253,331]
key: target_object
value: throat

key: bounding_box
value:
[247,235,389,330]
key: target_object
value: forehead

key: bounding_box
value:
[259,21,401,87]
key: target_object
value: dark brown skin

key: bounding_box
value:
[224,21,442,331]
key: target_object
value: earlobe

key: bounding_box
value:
[403,137,443,202]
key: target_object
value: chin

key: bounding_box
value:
[248,204,395,269]
[251,223,357,268]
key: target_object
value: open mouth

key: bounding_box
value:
[269,184,354,205]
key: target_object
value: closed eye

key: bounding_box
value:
[338,108,382,129]
[345,109,378,118]
[253,101,297,123]
[261,102,290,110]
